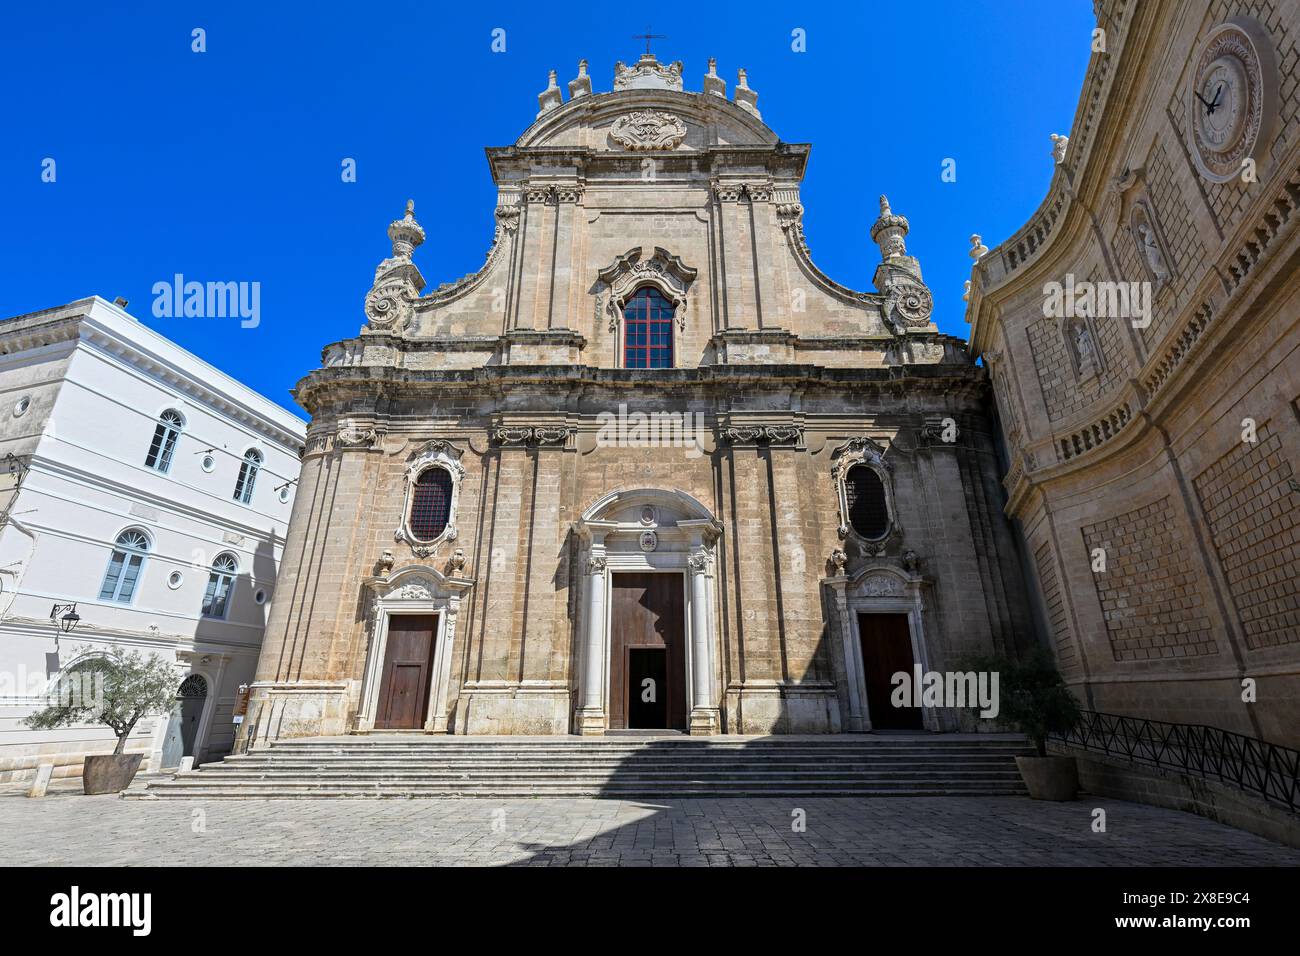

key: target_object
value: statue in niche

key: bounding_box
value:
[1137,220,1170,286]
[1073,321,1098,379]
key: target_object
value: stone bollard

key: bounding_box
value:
[28,763,54,798]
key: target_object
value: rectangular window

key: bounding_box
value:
[202,573,233,618]
[623,288,674,369]
[99,551,144,603]
[144,423,180,473]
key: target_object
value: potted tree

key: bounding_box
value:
[963,648,1083,800]
[25,646,179,794]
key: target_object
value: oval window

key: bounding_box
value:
[409,468,453,540]
[845,465,889,540]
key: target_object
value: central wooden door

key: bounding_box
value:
[375,614,439,730]
[857,613,923,730]
[609,573,686,730]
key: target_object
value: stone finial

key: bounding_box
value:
[364,202,426,332]
[870,194,910,260]
[537,69,563,117]
[969,234,988,260]
[703,57,727,97]
[387,200,425,258]
[732,68,760,117]
[963,279,971,303]
[1050,133,1069,165]
[568,59,592,98]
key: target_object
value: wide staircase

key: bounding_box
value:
[131,734,1031,799]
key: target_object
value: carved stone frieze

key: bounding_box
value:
[491,425,572,447]
[336,424,382,448]
[720,425,803,446]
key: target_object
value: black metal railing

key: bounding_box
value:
[1051,709,1300,814]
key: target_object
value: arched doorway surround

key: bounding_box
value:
[358,563,474,733]
[574,488,722,736]
[822,562,949,732]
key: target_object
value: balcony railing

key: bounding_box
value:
[1051,709,1300,814]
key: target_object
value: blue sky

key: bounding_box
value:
[0,1,1095,417]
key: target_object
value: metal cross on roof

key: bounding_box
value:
[632,29,667,56]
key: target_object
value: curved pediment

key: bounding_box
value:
[517,90,778,152]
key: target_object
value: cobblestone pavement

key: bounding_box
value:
[2,790,1296,866]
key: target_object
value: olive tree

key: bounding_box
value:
[25,646,178,755]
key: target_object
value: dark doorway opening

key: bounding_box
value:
[609,572,687,730]
[627,647,669,729]
[857,612,923,730]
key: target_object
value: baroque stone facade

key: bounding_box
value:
[969,0,1300,747]
[241,52,1030,743]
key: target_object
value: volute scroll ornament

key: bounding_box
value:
[363,200,426,333]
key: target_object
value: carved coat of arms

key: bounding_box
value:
[610,111,687,151]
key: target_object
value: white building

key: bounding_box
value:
[0,297,305,783]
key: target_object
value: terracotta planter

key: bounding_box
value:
[82,753,144,794]
[1015,754,1078,801]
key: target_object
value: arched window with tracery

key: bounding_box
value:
[99,528,151,603]
[622,287,674,369]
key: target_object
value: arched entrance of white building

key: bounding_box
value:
[161,674,208,768]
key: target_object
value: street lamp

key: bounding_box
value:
[49,603,81,648]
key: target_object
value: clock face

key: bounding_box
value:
[1196,57,1246,149]
[1186,19,1276,183]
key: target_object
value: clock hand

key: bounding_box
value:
[1209,84,1222,113]
[1194,89,1214,110]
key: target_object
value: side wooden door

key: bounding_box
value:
[375,614,439,730]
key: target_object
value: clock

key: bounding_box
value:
[1186,17,1278,183]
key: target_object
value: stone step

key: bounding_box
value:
[138,735,1031,799]
[133,785,1027,799]
[214,753,1024,763]
[165,764,1024,780]
[268,738,1028,748]
[257,746,1029,758]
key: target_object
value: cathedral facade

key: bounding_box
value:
[242,53,1030,743]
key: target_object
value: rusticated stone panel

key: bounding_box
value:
[1034,538,1078,676]
[1081,497,1218,661]
[1194,427,1300,649]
